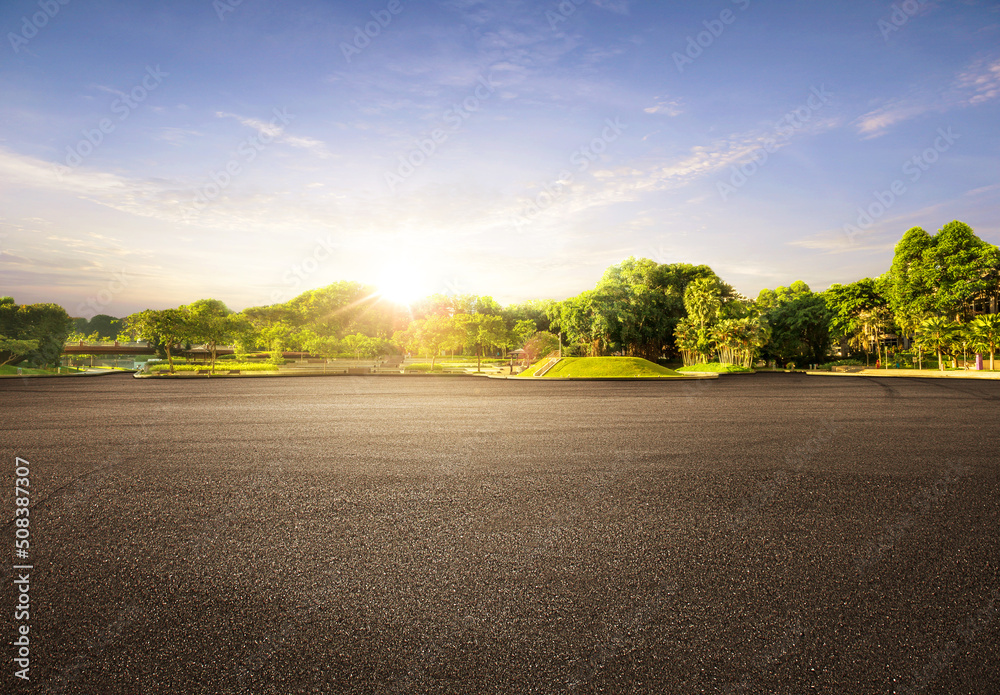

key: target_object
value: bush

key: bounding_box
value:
[403,363,445,372]
[676,362,752,373]
[149,362,278,373]
[817,358,864,369]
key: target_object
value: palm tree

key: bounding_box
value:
[683,278,722,330]
[673,318,699,367]
[916,316,956,371]
[711,319,738,365]
[969,313,1000,370]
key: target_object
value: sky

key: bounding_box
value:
[1,0,999,317]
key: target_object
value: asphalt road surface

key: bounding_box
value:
[1,372,998,694]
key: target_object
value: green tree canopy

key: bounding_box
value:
[0,300,72,367]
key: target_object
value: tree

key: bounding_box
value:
[915,316,955,372]
[884,222,1000,328]
[885,226,935,337]
[824,278,893,359]
[512,319,537,351]
[969,313,1000,370]
[684,277,722,329]
[124,308,191,373]
[761,284,831,365]
[923,221,1000,320]
[549,259,728,359]
[185,299,233,371]
[409,315,463,369]
[455,313,506,372]
[521,331,560,363]
[0,298,72,367]
[341,333,367,362]
[0,337,40,367]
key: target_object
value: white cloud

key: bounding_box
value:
[855,56,1000,138]
[643,97,683,117]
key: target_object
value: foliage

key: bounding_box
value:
[521,331,560,363]
[0,337,40,367]
[760,283,831,364]
[123,308,190,373]
[0,298,72,367]
[72,314,121,340]
[149,362,277,373]
[969,313,1000,370]
[914,316,957,372]
[884,221,1000,327]
[184,298,234,371]
[549,258,727,359]
[676,362,752,373]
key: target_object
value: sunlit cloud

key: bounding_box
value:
[855,56,1000,138]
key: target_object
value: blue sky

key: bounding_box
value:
[1,0,999,316]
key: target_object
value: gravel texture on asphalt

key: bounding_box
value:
[1,372,998,694]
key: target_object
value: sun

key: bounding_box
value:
[376,264,429,306]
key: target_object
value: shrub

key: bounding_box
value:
[149,362,278,373]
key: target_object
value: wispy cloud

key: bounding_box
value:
[643,97,683,116]
[213,111,333,158]
[856,56,1000,138]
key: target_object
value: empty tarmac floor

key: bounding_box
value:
[1,372,998,694]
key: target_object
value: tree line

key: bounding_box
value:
[546,220,1000,370]
[6,219,998,373]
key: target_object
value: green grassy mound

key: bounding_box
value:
[520,356,685,378]
[676,362,753,373]
[0,365,83,376]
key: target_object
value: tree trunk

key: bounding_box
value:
[937,349,943,371]
[166,344,175,373]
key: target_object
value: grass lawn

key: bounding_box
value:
[518,356,686,378]
[676,362,753,373]
[0,365,84,376]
